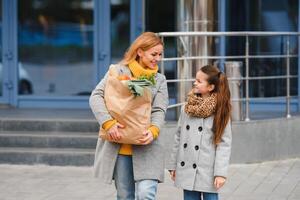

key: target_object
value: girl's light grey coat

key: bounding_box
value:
[89,64,169,184]
[167,109,232,193]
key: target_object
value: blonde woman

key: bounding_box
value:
[89,32,169,200]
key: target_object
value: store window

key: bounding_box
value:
[227,0,298,98]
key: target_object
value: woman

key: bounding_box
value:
[89,32,169,200]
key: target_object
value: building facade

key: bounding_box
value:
[0,0,299,117]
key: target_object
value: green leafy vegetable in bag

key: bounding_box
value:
[127,74,156,96]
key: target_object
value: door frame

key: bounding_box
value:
[1,0,144,108]
[0,0,8,104]
[0,0,18,106]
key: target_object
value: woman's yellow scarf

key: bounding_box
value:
[128,60,158,78]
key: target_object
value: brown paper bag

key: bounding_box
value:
[99,66,152,144]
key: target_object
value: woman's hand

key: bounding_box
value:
[107,123,125,141]
[169,170,176,181]
[214,176,226,190]
[138,130,154,145]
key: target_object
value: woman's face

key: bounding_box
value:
[137,44,163,69]
[193,70,215,97]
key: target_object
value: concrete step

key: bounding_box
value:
[0,118,177,166]
[0,109,99,166]
[0,147,95,166]
[0,131,98,149]
[0,119,99,132]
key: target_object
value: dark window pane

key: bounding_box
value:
[18,0,94,96]
[111,0,130,63]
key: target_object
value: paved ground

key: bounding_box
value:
[1,158,300,200]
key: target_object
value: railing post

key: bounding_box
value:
[286,36,291,118]
[245,35,250,121]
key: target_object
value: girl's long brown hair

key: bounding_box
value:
[120,32,163,65]
[200,65,231,145]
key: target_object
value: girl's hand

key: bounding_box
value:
[169,170,176,181]
[138,130,154,145]
[107,123,125,141]
[214,176,226,190]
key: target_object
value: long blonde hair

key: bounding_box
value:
[200,65,232,145]
[120,32,163,65]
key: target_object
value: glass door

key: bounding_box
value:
[18,0,94,98]
[3,0,142,108]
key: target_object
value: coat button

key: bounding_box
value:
[195,145,199,150]
[181,161,185,166]
[198,126,202,132]
[183,143,187,148]
[186,125,190,130]
[193,163,197,169]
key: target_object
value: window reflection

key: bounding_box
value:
[111,0,130,63]
[18,0,93,96]
[227,0,298,98]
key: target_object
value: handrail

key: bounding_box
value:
[166,75,298,83]
[162,55,298,62]
[158,31,299,121]
[158,31,300,36]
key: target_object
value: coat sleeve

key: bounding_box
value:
[150,74,169,130]
[89,70,113,128]
[166,109,183,170]
[214,120,232,178]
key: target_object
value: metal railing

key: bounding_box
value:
[157,31,300,121]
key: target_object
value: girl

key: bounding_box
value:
[168,65,232,200]
[89,32,169,200]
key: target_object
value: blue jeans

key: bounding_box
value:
[113,155,158,200]
[184,190,218,200]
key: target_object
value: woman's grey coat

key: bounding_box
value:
[89,64,169,184]
[167,109,232,193]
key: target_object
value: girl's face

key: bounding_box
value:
[193,70,215,97]
[137,44,163,69]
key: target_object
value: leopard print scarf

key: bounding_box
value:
[185,92,217,118]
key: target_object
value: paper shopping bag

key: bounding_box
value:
[99,67,152,144]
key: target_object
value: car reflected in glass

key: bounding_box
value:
[0,63,33,95]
